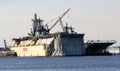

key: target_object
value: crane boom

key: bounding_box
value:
[49,8,71,31]
[59,17,64,32]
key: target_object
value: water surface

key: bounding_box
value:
[0,55,120,71]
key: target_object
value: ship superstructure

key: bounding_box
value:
[10,9,85,57]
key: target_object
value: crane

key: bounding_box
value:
[59,17,64,32]
[48,8,71,32]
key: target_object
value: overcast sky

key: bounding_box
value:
[0,0,120,47]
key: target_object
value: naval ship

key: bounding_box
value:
[10,9,86,57]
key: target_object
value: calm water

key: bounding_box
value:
[0,55,120,71]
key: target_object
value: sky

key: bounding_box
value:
[0,0,120,47]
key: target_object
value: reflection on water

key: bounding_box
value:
[0,55,120,71]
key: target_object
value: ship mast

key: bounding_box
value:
[31,13,48,36]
